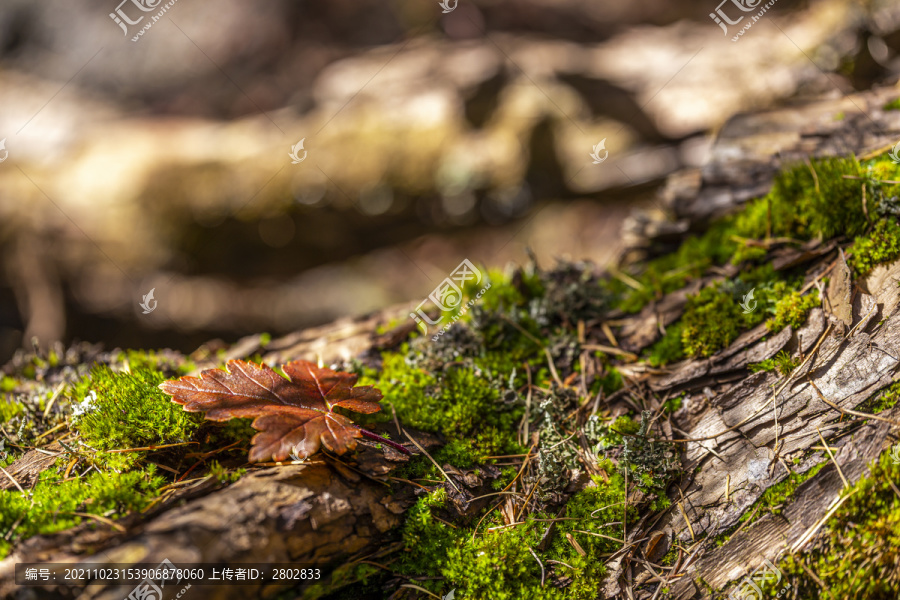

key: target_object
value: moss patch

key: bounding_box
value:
[0,465,165,558]
[71,364,202,455]
[848,218,900,277]
[769,451,900,598]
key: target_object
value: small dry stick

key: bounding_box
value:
[528,547,546,587]
[862,183,870,225]
[773,385,780,452]
[790,490,857,553]
[472,445,536,541]
[544,348,564,388]
[69,511,126,532]
[581,344,638,361]
[398,583,441,599]
[41,382,67,420]
[106,441,199,454]
[807,378,900,427]
[516,482,538,522]
[521,364,533,444]
[3,516,24,541]
[608,264,644,290]
[401,428,461,494]
[34,422,67,442]
[816,426,849,489]
[0,466,24,494]
[390,402,403,441]
[798,559,827,589]
[623,468,628,547]
[573,529,626,544]
[566,533,587,556]
[678,502,695,541]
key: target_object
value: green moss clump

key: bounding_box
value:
[715,461,826,548]
[0,377,16,392]
[754,461,826,517]
[363,352,525,475]
[71,364,202,453]
[0,466,165,559]
[883,98,900,111]
[0,397,23,422]
[863,380,900,414]
[645,323,685,367]
[749,351,798,376]
[679,284,764,358]
[396,474,633,600]
[733,156,872,241]
[766,289,819,332]
[769,452,900,598]
[848,218,900,277]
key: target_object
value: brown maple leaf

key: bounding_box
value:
[159,359,409,462]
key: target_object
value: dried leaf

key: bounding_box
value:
[159,360,384,462]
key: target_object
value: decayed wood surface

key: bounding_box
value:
[3,87,900,600]
[629,85,900,248]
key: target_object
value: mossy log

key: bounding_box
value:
[3,86,900,600]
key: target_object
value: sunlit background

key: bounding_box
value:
[0,0,898,362]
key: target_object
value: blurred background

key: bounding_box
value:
[1,0,899,363]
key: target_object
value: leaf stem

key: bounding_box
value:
[355,426,412,455]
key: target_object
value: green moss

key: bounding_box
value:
[734,157,872,241]
[768,451,900,598]
[849,218,900,277]
[766,289,819,332]
[663,394,684,413]
[714,460,827,548]
[855,379,900,419]
[749,351,798,376]
[615,157,884,316]
[883,97,900,111]
[678,282,770,358]
[0,397,23,422]
[70,364,202,454]
[0,377,16,392]
[753,461,826,517]
[645,322,685,367]
[208,460,246,484]
[395,474,633,600]
[0,465,165,559]
[363,351,526,483]
[116,349,194,376]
